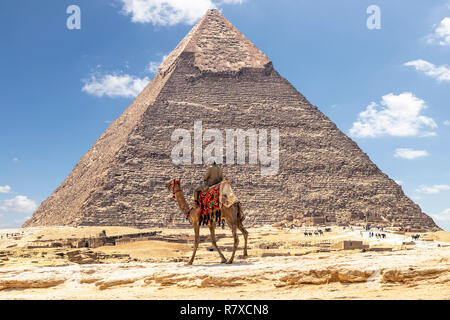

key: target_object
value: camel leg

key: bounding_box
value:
[237,221,248,258]
[209,224,227,263]
[188,221,200,265]
[227,225,239,264]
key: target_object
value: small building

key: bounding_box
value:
[331,240,369,250]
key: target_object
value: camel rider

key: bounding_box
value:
[204,161,224,187]
[194,162,224,203]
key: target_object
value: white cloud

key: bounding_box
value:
[419,131,438,137]
[82,74,150,98]
[416,185,450,194]
[147,54,168,73]
[147,61,160,74]
[221,0,244,3]
[83,54,168,99]
[0,185,11,194]
[12,158,19,163]
[0,215,31,229]
[395,180,404,185]
[350,92,437,138]
[394,148,429,160]
[404,60,450,83]
[121,0,216,25]
[0,196,37,214]
[444,120,450,126]
[431,208,450,222]
[120,0,245,26]
[428,17,450,46]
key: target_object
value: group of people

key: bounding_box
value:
[411,234,421,240]
[363,225,384,231]
[304,229,324,237]
[0,231,24,239]
[368,231,387,239]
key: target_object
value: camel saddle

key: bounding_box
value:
[197,181,238,217]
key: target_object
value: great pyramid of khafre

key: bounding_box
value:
[24,10,439,230]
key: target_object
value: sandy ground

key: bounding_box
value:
[0,225,449,300]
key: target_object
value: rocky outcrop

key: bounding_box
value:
[23,10,438,230]
[0,247,448,297]
[0,279,65,291]
[66,249,100,265]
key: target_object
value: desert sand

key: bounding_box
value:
[0,225,449,300]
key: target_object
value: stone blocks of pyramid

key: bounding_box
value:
[24,10,439,230]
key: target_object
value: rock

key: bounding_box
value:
[51,242,63,247]
[272,222,284,228]
[261,252,290,257]
[95,279,138,290]
[0,279,65,291]
[66,250,100,265]
[258,242,280,249]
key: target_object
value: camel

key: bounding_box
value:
[165,179,248,265]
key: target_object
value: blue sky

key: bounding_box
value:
[1,0,450,230]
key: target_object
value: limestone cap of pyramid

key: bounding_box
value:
[158,9,271,75]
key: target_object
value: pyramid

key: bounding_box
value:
[24,10,439,230]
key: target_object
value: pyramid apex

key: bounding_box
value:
[158,9,271,74]
[204,8,222,16]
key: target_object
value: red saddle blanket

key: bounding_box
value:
[198,184,221,216]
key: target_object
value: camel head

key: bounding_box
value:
[165,178,181,195]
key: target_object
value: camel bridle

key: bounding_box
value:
[169,180,182,199]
